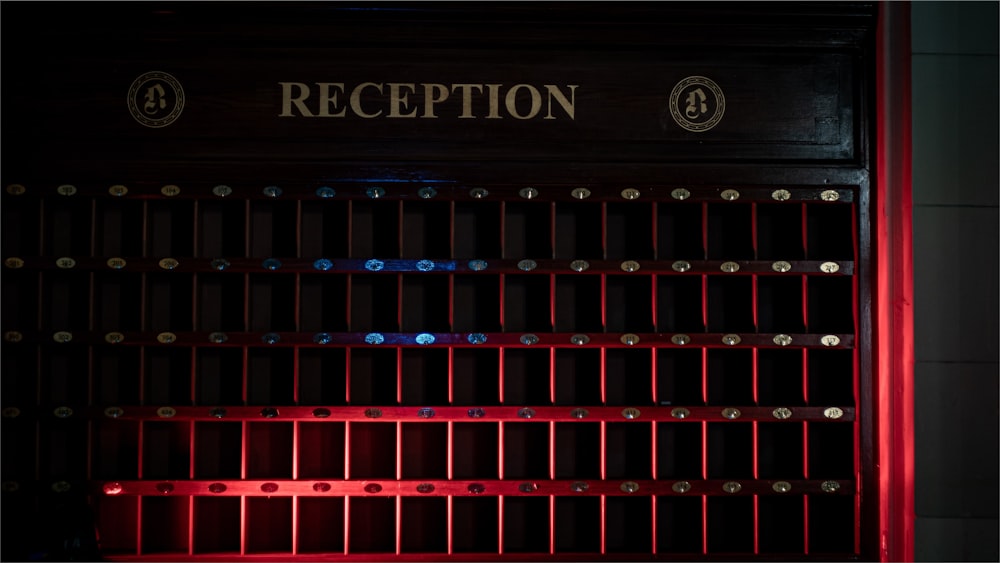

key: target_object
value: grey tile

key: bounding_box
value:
[914,207,1000,363]
[912,55,1000,207]
[915,517,1000,561]
[915,362,999,519]
[913,1,999,55]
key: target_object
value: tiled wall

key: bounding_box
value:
[912,2,999,561]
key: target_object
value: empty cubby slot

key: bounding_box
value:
[401,497,448,553]
[299,276,349,332]
[555,349,601,406]
[806,204,855,260]
[193,497,240,553]
[806,276,854,334]
[401,422,448,479]
[145,273,194,332]
[94,496,138,555]
[2,419,37,479]
[554,202,603,260]
[401,348,449,406]
[707,423,753,479]
[656,422,703,479]
[756,203,805,260]
[707,203,754,260]
[402,201,451,259]
[605,275,654,333]
[555,422,601,479]
[807,349,855,405]
[503,348,552,406]
[606,349,654,406]
[656,276,705,333]
[2,272,38,328]
[91,420,139,479]
[503,497,550,553]
[349,422,396,479]
[349,274,399,332]
[246,422,293,478]
[606,202,655,260]
[141,496,189,554]
[606,496,653,553]
[247,348,295,405]
[1,346,38,405]
[759,496,805,553]
[257,203,295,251]
[707,277,755,333]
[757,276,805,333]
[143,348,193,405]
[453,497,499,553]
[142,421,191,480]
[808,495,855,553]
[197,274,245,332]
[452,422,499,479]
[401,276,451,332]
[147,201,195,257]
[349,497,396,553]
[246,497,292,553]
[198,201,246,257]
[758,422,805,479]
[298,348,348,406]
[554,275,603,332]
[503,422,550,479]
[655,348,704,406]
[300,200,350,258]
[454,201,502,259]
[195,348,244,406]
[248,274,297,332]
[657,203,705,260]
[95,200,144,256]
[298,498,345,553]
[194,422,242,479]
[2,197,40,256]
[40,346,89,404]
[808,423,855,479]
[298,422,346,479]
[556,496,600,552]
[453,275,501,332]
[350,200,400,258]
[503,275,552,332]
[349,348,399,406]
[606,422,653,479]
[656,496,703,553]
[42,272,89,330]
[706,349,754,406]
[757,349,806,406]
[38,421,88,479]
[93,272,143,331]
[706,497,754,553]
[453,348,501,406]
[504,201,553,259]
[43,199,92,256]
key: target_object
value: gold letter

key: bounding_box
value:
[451,84,483,118]
[350,82,384,118]
[505,84,542,120]
[388,83,418,118]
[279,82,313,117]
[486,84,502,119]
[316,83,347,117]
[422,83,449,118]
[544,84,577,120]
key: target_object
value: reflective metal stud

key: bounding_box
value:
[312,408,331,418]
[312,482,331,492]
[468,259,487,271]
[467,333,487,345]
[262,258,282,271]
[364,408,382,419]
[157,407,176,418]
[365,259,385,272]
[519,482,539,493]
[6,184,26,195]
[720,261,740,273]
[260,483,279,493]
[570,334,590,345]
[773,334,793,346]
[57,185,77,196]
[517,259,537,271]
[314,332,333,347]
[771,189,792,201]
[722,334,742,346]
[262,333,280,345]
[672,481,692,493]
[316,186,336,198]
[263,186,282,198]
[105,332,124,344]
[417,186,437,199]
[721,407,742,420]
[671,260,692,273]
[157,331,177,343]
[621,481,640,493]
[570,260,590,272]
[107,257,126,269]
[365,333,385,345]
[467,408,486,418]
[671,407,690,419]
[158,258,179,270]
[156,482,175,494]
[209,332,228,344]
[821,335,841,347]
[620,333,640,346]
[721,189,740,201]
[314,259,334,271]
[366,186,386,199]
[671,188,691,200]
[210,407,227,418]
[415,333,435,345]
[823,407,844,419]
[416,483,435,494]
[621,188,641,200]
[519,187,538,199]
[772,407,793,420]
[820,261,840,273]
[211,258,230,271]
[53,331,73,343]
[520,334,539,345]
[722,481,742,494]
[621,408,641,420]
[570,187,591,199]
[773,481,792,493]
[417,407,435,419]
[820,190,840,202]
[212,185,232,197]
[467,483,485,494]
[821,480,841,493]
[517,407,536,419]
[56,257,76,269]
[416,260,434,272]
[620,260,640,272]
[51,481,72,493]
[364,483,382,493]
[671,334,691,345]
[2,407,21,418]
[260,407,279,418]
[570,408,589,419]
[54,406,74,418]
[570,481,589,493]
[161,185,181,197]
[3,331,22,343]
[4,257,24,269]
[469,187,489,199]
[772,261,792,273]
[109,185,128,197]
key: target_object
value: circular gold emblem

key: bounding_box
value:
[128,71,185,128]
[669,76,725,132]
